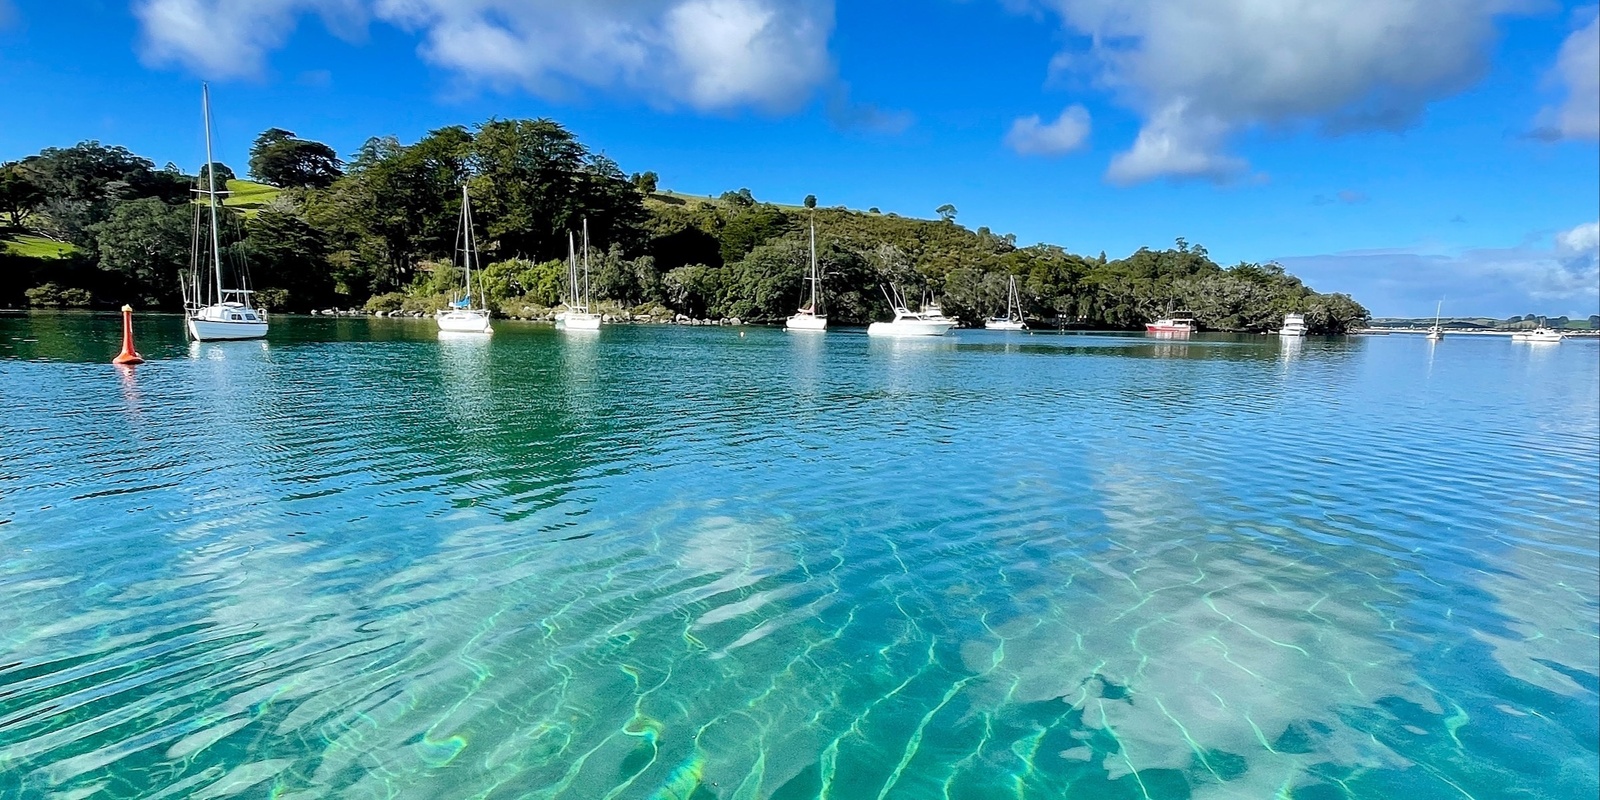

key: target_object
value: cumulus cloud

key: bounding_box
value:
[1022,0,1519,183]
[134,0,835,112]
[1005,104,1091,156]
[1534,11,1600,141]
[135,0,364,79]
[1277,221,1600,317]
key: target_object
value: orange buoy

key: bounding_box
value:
[112,304,145,365]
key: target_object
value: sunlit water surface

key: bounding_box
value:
[1,313,1596,799]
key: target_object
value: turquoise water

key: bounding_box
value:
[1,313,1596,799]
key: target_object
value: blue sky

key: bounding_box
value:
[0,0,1596,317]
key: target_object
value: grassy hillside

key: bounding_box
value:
[1,232,79,259]
[221,179,281,216]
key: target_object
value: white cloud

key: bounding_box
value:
[134,0,363,79]
[1536,11,1600,140]
[1277,221,1600,317]
[1022,0,1522,183]
[1005,104,1091,156]
[1104,99,1243,183]
[133,0,834,112]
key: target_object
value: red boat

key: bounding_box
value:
[1146,313,1196,333]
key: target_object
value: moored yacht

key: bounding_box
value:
[435,185,492,334]
[1279,313,1308,337]
[1425,300,1444,341]
[786,217,826,331]
[985,275,1026,331]
[558,221,602,331]
[1146,313,1196,334]
[183,84,267,342]
[1512,327,1564,343]
[867,286,957,337]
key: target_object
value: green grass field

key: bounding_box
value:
[2,233,79,259]
[221,179,281,216]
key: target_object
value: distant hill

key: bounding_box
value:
[1372,316,1598,330]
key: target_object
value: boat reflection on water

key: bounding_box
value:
[437,329,494,431]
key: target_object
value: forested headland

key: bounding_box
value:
[0,118,1370,333]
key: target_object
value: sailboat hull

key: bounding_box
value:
[559,313,602,330]
[867,319,956,337]
[984,319,1025,331]
[436,310,492,333]
[786,313,827,331]
[187,318,268,341]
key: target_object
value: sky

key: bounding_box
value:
[0,0,1596,318]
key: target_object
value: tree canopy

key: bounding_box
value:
[1,118,1371,332]
[249,129,343,188]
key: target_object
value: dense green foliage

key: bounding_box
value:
[248,129,343,189]
[1,120,1369,332]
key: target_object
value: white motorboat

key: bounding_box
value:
[1512,327,1564,343]
[435,185,492,334]
[1146,313,1196,334]
[559,221,602,331]
[867,286,956,337]
[985,275,1026,330]
[182,84,267,342]
[786,216,827,331]
[1426,300,1444,341]
[1278,312,1308,337]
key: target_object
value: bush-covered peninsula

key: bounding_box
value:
[1,119,1370,333]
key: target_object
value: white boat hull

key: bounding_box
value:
[1512,333,1562,343]
[1279,330,1306,337]
[560,313,602,330]
[985,319,1025,331]
[868,319,956,337]
[436,310,492,334]
[187,317,268,341]
[786,313,827,331]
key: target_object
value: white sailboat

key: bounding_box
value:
[183,84,266,342]
[1426,301,1444,341]
[985,275,1026,330]
[559,220,602,331]
[435,185,493,334]
[785,217,826,331]
[867,286,957,337]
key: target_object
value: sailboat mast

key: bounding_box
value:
[460,185,474,309]
[582,218,591,307]
[202,83,224,306]
[568,231,578,306]
[809,216,819,310]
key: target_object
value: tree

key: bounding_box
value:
[804,194,817,209]
[249,128,343,188]
[198,162,236,190]
[0,164,44,225]
[720,188,756,208]
[89,198,194,307]
[245,204,335,311]
[936,203,958,223]
[632,171,659,194]
[469,118,646,263]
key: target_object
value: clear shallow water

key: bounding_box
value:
[1,312,1596,800]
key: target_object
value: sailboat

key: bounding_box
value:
[985,275,1026,330]
[183,84,266,342]
[1426,301,1444,341]
[786,217,826,331]
[559,220,602,331]
[435,185,493,334]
